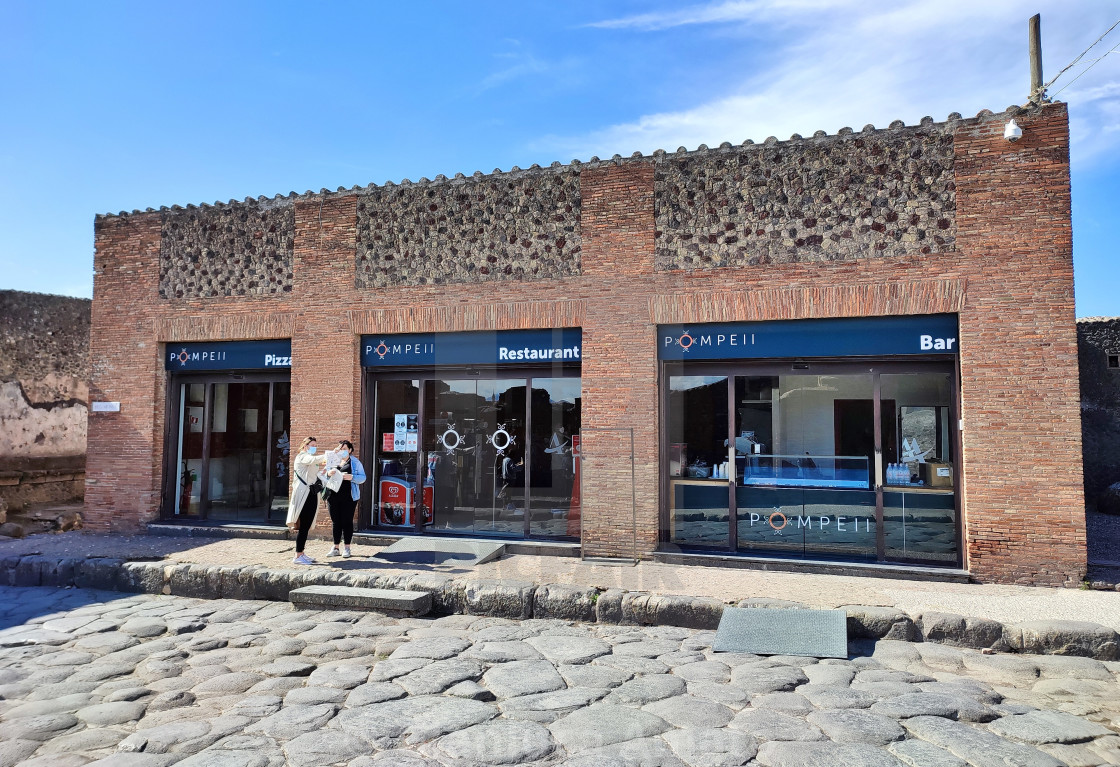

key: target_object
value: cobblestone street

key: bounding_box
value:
[1,587,1118,766]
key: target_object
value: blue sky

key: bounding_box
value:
[1,1,1117,317]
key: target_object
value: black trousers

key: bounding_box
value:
[328,494,356,545]
[295,488,318,553]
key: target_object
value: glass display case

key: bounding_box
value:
[740,454,870,489]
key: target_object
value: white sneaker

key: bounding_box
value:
[292,554,315,565]
[326,547,341,557]
[342,547,352,558]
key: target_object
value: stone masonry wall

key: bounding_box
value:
[159,199,294,299]
[655,123,955,270]
[355,169,580,287]
[1079,318,1120,504]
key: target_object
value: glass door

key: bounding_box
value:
[422,378,527,537]
[371,379,421,528]
[166,377,289,523]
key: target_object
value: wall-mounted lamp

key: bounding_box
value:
[1004,119,1023,142]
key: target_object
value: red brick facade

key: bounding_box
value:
[88,104,1085,585]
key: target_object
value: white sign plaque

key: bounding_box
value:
[91,401,121,412]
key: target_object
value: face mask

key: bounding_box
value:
[307,446,317,454]
[338,449,349,457]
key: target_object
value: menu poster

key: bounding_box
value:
[394,414,407,452]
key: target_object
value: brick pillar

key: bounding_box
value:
[86,213,164,532]
[579,163,660,558]
[954,103,1086,584]
[291,196,360,536]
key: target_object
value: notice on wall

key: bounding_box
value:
[394,414,407,451]
[382,432,395,452]
[406,414,418,451]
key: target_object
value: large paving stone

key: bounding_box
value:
[462,640,543,662]
[987,709,1113,745]
[592,654,670,675]
[548,703,670,751]
[431,719,556,764]
[663,727,757,767]
[482,660,564,699]
[673,660,731,683]
[870,692,996,723]
[901,715,1064,767]
[230,694,285,717]
[74,632,140,653]
[1033,654,1114,680]
[369,657,428,682]
[346,682,408,707]
[888,739,967,767]
[244,703,339,739]
[806,709,905,745]
[604,674,687,706]
[525,635,611,665]
[960,654,1041,686]
[284,686,348,706]
[803,665,856,687]
[755,741,903,767]
[120,619,169,638]
[397,659,483,696]
[4,712,80,741]
[558,663,632,689]
[388,636,471,661]
[1007,620,1120,660]
[120,720,213,754]
[4,693,96,718]
[730,664,809,695]
[307,663,372,690]
[259,657,316,677]
[76,700,148,725]
[567,736,686,766]
[499,687,608,722]
[796,684,876,709]
[73,755,179,767]
[728,709,826,742]
[611,639,683,658]
[687,680,752,709]
[643,694,735,728]
[193,672,266,696]
[750,692,814,715]
[282,730,370,767]
[331,695,498,747]
[0,739,40,767]
[147,690,196,711]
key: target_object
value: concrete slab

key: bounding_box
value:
[289,586,431,616]
[713,607,848,659]
[374,537,506,566]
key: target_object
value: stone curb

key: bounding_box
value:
[2,553,1117,660]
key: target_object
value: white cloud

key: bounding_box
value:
[543,1,1120,167]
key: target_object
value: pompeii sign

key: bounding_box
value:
[658,314,959,361]
[361,328,582,368]
[165,340,292,371]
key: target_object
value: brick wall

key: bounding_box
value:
[88,102,1084,584]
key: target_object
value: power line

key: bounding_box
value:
[1052,42,1120,98]
[1036,17,1120,100]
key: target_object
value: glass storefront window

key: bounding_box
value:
[663,365,958,565]
[528,378,581,538]
[880,372,957,563]
[667,375,729,548]
[735,374,877,560]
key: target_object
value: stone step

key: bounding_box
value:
[289,585,432,616]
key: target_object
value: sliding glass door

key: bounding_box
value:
[167,376,291,523]
[366,371,581,540]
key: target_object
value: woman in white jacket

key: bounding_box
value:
[286,436,326,564]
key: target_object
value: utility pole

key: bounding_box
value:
[1029,14,1044,104]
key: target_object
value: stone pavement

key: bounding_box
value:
[1,586,1118,766]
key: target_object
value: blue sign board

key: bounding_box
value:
[658,314,959,361]
[361,328,582,367]
[165,340,292,371]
